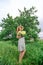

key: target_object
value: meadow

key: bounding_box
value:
[0,40,43,65]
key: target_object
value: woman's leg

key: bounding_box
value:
[19,50,26,63]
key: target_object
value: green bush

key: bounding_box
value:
[0,40,43,65]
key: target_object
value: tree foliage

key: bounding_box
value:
[0,6,41,42]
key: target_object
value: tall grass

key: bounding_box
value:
[0,40,43,65]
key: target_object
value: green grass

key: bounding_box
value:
[0,41,18,65]
[0,40,43,65]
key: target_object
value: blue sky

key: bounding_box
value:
[0,0,43,37]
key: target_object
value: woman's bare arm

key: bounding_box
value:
[16,34,21,39]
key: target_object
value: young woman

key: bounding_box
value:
[16,25,26,63]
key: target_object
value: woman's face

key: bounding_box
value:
[20,26,24,31]
[17,25,24,32]
[18,26,22,31]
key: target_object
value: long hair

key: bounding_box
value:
[16,25,24,32]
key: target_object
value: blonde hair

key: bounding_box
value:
[16,25,24,32]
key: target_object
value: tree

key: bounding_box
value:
[14,7,41,41]
[0,6,41,43]
[0,14,16,40]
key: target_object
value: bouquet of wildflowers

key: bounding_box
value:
[17,31,26,36]
[16,25,26,37]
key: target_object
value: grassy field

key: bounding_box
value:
[0,40,43,65]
